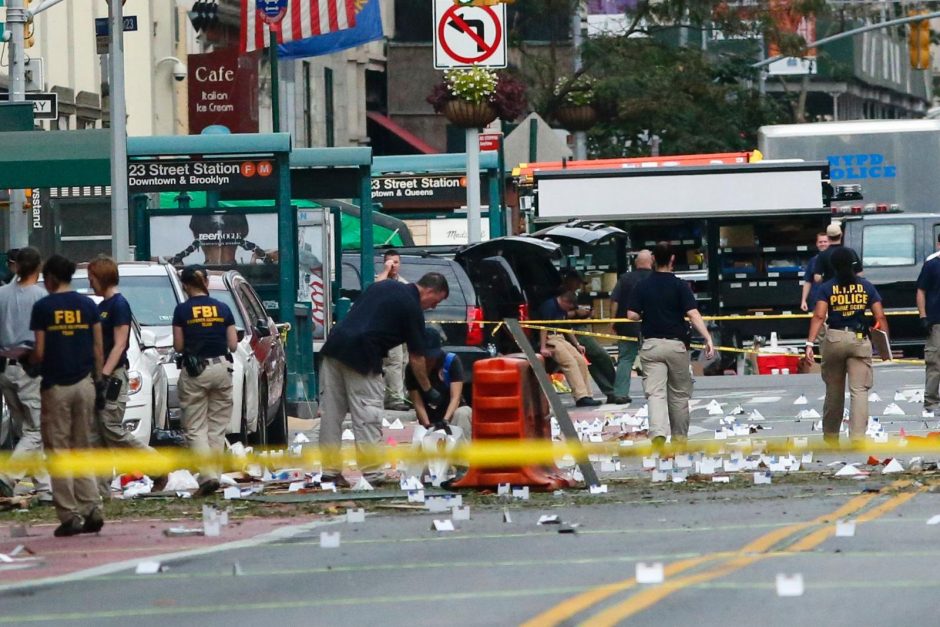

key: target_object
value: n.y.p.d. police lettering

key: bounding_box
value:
[828,284,869,316]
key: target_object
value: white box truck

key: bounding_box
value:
[759,119,940,214]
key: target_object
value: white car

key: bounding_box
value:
[72,262,273,444]
[63,267,174,448]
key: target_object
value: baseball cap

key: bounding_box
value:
[826,224,842,238]
[422,327,444,361]
[180,264,208,284]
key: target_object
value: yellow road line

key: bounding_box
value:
[583,488,917,626]
[521,488,878,627]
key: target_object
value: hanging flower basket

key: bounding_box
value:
[555,104,598,131]
[442,99,498,129]
[427,66,527,128]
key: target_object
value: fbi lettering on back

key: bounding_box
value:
[189,305,223,327]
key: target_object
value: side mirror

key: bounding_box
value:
[236,328,246,343]
[255,319,272,338]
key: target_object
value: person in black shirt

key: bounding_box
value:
[318,272,449,487]
[30,254,104,537]
[814,223,863,284]
[172,265,238,497]
[405,327,472,441]
[609,249,653,403]
[626,243,714,447]
[88,256,154,457]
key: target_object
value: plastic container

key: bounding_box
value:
[756,354,800,375]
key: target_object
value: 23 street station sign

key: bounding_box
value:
[127,158,278,194]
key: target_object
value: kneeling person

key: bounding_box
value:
[406,328,472,441]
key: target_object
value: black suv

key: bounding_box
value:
[340,253,493,378]
[342,236,564,358]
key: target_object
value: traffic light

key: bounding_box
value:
[909,10,931,70]
[24,0,34,48]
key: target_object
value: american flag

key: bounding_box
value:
[240,0,358,54]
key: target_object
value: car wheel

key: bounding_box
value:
[249,382,268,448]
[265,377,288,446]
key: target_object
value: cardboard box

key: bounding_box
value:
[719,225,755,248]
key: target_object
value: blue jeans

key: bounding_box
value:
[615,339,639,399]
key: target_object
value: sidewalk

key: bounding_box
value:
[0,515,307,585]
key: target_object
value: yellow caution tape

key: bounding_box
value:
[2,436,940,478]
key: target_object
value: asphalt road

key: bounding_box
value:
[3,366,940,626]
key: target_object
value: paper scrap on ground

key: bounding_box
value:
[882,403,905,416]
[538,515,561,525]
[926,515,940,525]
[749,409,764,421]
[381,418,391,428]
[776,573,804,597]
[135,561,164,575]
[432,520,455,532]
[590,484,609,494]
[407,490,425,503]
[793,394,808,405]
[388,418,404,430]
[320,532,341,548]
[882,458,905,474]
[292,432,310,444]
[341,429,355,441]
[894,390,906,401]
[754,472,772,485]
[452,506,470,521]
[835,520,856,537]
[651,470,668,483]
[636,562,665,584]
[712,476,730,483]
[426,498,450,513]
[352,477,374,491]
[347,508,365,523]
[497,483,511,496]
[223,486,241,500]
[835,464,865,477]
[165,469,199,492]
[512,487,530,500]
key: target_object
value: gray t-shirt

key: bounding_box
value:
[0,281,46,347]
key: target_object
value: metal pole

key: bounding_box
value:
[6,0,28,249]
[753,9,940,69]
[109,0,130,260]
[359,165,375,290]
[466,128,482,244]
[571,1,586,161]
[269,27,280,133]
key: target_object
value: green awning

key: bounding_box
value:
[0,129,111,188]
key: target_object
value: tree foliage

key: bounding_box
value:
[506,0,851,157]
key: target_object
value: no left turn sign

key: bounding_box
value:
[433,0,507,69]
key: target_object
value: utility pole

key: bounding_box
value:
[5,0,29,249]
[571,1,586,161]
[109,0,130,260]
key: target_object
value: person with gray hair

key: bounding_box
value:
[609,249,653,404]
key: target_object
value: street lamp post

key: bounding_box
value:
[109,0,131,261]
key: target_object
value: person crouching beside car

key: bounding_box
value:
[30,254,104,537]
[172,265,238,497]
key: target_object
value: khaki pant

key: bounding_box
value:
[0,363,50,494]
[639,338,693,439]
[88,367,156,497]
[179,362,232,484]
[383,343,407,405]
[821,328,873,440]
[40,377,101,524]
[318,356,385,479]
[449,405,473,443]
[925,325,940,411]
[546,334,592,400]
